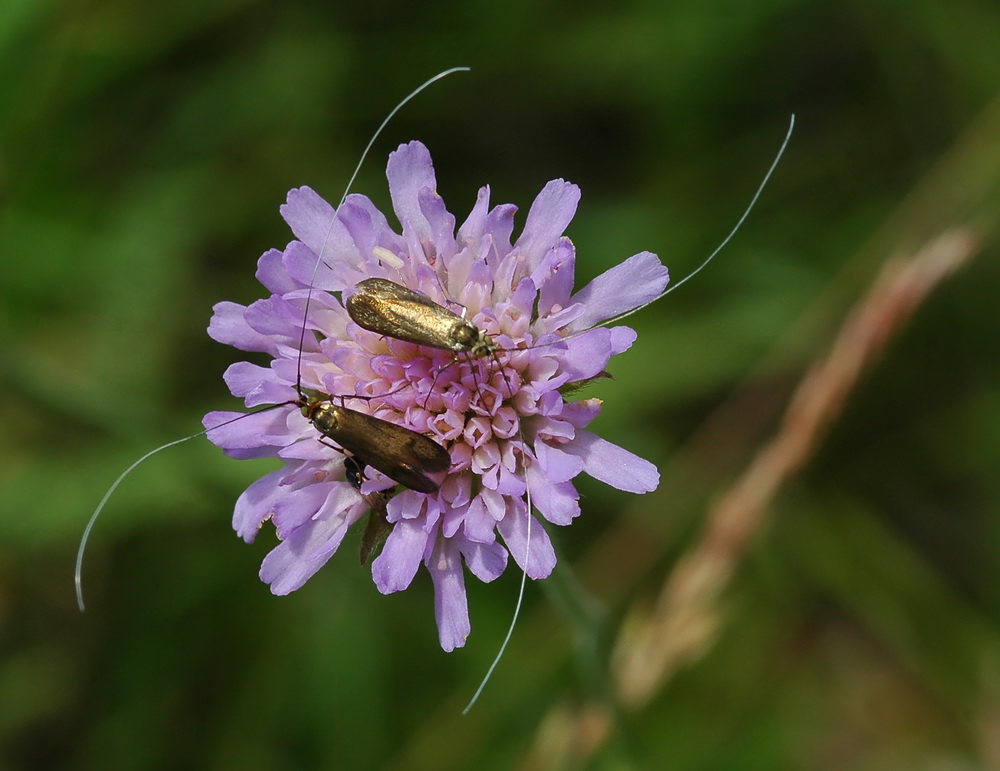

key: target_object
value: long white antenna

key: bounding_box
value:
[76,68,470,612]
[599,114,795,329]
[462,472,533,714]
[75,431,204,611]
[460,114,795,709]
[338,67,470,209]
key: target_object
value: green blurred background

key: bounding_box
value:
[3,1,1000,768]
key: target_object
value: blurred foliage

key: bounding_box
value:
[2,0,999,769]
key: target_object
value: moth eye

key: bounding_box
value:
[472,338,494,357]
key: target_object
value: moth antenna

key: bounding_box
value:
[462,114,795,361]
[598,114,796,329]
[470,114,795,697]
[75,433,203,612]
[339,67,470,212]
[462,429,533,714]
[76,404,294,611]
[295,67,470,397]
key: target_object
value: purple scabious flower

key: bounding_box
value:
[204,142,667,651]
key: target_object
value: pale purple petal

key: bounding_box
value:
[418,187,457,260]
[460,537,508,582]
[525,463,580,526]
[456,185,491,245]
[387,141,436,241]
[535,302,587,336]
[203,409,295,459]
[336,195,404,272]
[494,455,527,498]
[508,275,538,320]
[428,538,470,651]
[280,187,338,254]
[534,417,576,444]
[568,252,669,331]
[609,326,638,356]
[484,204,517,265]
[514,180,580,271]
[260,543,332,596]
[372,518,431,593]
[280,240,344,292]
[497,506,556,579]
[564,430,660,493]
[222,362,295,407]
[260,510,358,595]
[271,482,357,538]
[387,489,433,522]
[463,495,497,543]
[533,441,585,484]
[255,249,299,294]
[232,469,288,542]
[534,239,577,317]
[549,328,616,382]
[209,302,278,354]
[243,296,309,342]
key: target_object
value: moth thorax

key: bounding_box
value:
[451,321,495,357]
[450,320,480,350]
[306,401,340,432]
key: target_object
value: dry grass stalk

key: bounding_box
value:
[614,227,978,708]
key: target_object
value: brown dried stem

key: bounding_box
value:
[613,227,978,707]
